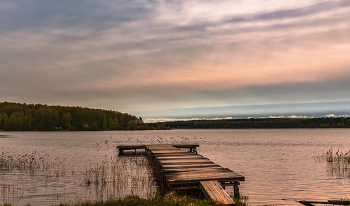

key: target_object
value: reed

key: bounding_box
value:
[0,150,66,205]
[1,150,157,205]
[80,154,156,202]
[0,172,24,205]
[315,149,350,178]
[0,151,66,176]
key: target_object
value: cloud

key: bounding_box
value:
[325,114,349,118]
[0,0,350,118]
[253,0,350,20]
[269,116,285,118]
[144,117,233,123]
[144,118,203,123]
[288,115,308,118]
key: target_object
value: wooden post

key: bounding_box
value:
[233,182,240,197]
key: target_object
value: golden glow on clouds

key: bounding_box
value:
[1,0,350,115]
[91,40,350,93]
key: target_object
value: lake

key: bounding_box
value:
[1,129,350,205]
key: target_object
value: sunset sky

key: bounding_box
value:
[1,0,350,122]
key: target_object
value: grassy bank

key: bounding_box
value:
[0,192,253,206]
[0,193,215,206]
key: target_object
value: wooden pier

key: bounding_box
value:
[117,144,245,205]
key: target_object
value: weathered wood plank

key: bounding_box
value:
[161,167,230,173]
[157,155,205,160]
[147,145,177,148]
[167,172,243,180]
[151,150,189,153]
[148,148,176,151]
[164,168,234,176]
[152,153,198,157]
[167,172,245,183]
[200,180,236,206]
[161,163,218,169]
[167,171,244,179]
[117,145,146,149]
[172,144,199,148]
[159,159,214,164]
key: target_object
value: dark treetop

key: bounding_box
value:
[0,102,147,131]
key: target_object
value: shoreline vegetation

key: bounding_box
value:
[1,101,349,131]
[149,117,350,129]
[0,102,161,131]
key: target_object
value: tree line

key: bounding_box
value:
[0,102,148,131]
[148,117,350,129]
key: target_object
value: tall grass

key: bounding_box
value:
[229,193,249,206]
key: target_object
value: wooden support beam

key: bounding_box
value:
[200,180,236,206]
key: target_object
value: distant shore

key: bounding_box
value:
[148,117,350,129]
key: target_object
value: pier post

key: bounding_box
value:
[233,182,240,196]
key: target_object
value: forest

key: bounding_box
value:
[148,117,350,129]
[0,102,148,131]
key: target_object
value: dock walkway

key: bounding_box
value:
[117,144,245,205]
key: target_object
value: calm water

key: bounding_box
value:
[1,129,350,205]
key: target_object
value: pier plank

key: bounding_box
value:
[167,172,244,182]
[157,155,205,160]
[161,163,219,169]
[152,153,198,157]
[151,150,190,153]
[172,144,199,148]
[159,159,214,164]
[162,167,230,173]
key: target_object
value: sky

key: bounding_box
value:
[1,0,350,122]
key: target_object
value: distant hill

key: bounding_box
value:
[0,102,148,131]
